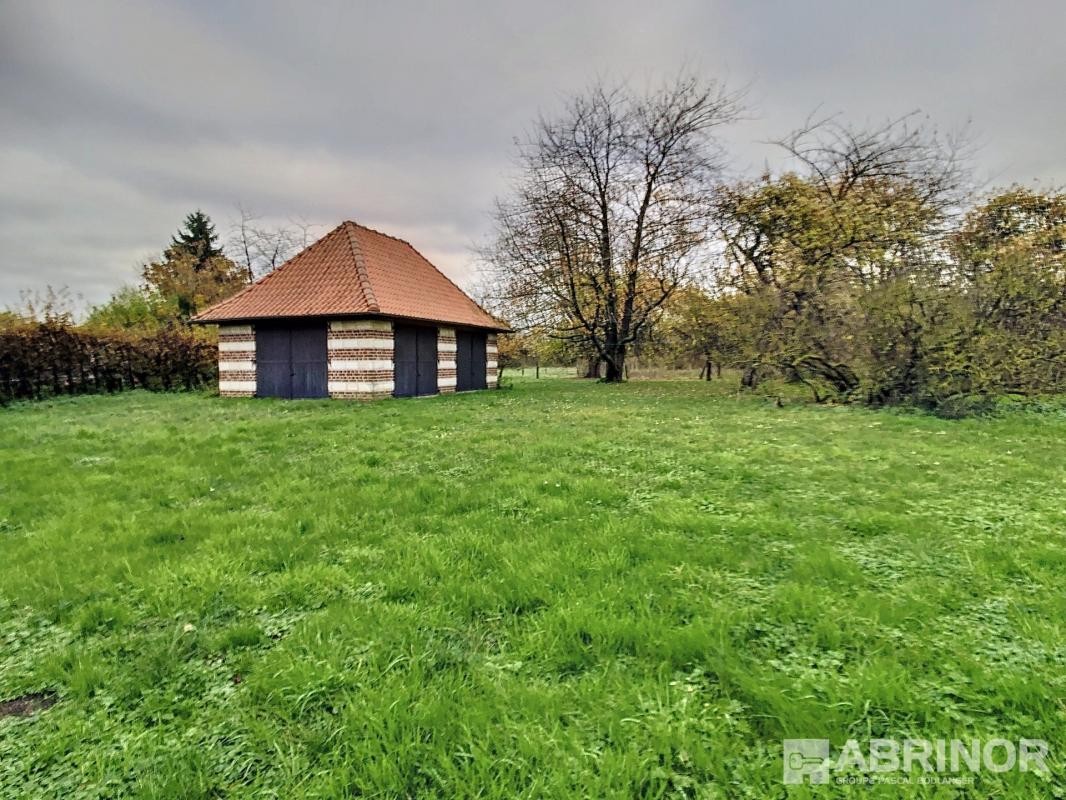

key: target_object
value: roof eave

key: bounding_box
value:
[190,310,511,332]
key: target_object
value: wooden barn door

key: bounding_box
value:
[416,326,438,396]
[256,321,327,399]
[393,324,438,397]
[455,330,487,391]
[289,323,328,398]
[393,325,418,397]
[256,325,292,398]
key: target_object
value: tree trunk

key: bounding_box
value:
[603,341,626,382]
[598,323,627,382]
[582,359,602,379]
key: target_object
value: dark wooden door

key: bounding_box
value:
[469,331,487,390]
[256,322,327,399]
[393,325,418,397]
[456,330,487,391]
[416,326,438,396]
[290,324,328,398]
[393,324,438,397]
[256,325,292,398]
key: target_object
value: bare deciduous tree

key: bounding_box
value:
[485,75,743,381]
[228,207,320,282]
[774,111,972,211]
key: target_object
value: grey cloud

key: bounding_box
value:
[1,0,1063,308]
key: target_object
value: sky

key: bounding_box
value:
[2,0,1064,311]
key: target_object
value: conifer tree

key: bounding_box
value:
[170,210,223,270]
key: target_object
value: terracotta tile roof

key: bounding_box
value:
[193,221,509,331]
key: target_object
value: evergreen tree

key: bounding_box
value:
[170,210,223,270]
[131,211,248,321]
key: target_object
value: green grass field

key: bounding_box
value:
[1,378,1064,798]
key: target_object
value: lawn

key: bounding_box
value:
[1,378,1064,798]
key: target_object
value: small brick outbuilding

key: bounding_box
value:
[193,221,509,400]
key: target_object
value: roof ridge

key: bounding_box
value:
[345,220,415,248]
[344,222,380,312]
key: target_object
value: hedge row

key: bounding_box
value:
[0,321,216,403]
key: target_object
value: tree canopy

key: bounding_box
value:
[169,210,224,270]
[87,211,247,326]
[485,75,743,381]
[487,94,1065,407]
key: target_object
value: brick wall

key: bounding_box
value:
[327,320,394,399]
[487,333,498,388]
[217,320,494,400]
[437,326,457,393]
[218,324,256,397]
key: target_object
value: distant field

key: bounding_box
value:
[1,380,1064,797]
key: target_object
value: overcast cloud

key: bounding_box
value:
[1,0,1063,310]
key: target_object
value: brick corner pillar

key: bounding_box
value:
[487,333,499,388]
[218,324,256,397]
[327,320,394,400]
[438,327,457,393]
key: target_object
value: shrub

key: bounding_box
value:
[0,320,216,403]
[933,394,998,420]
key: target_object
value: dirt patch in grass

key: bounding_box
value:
[0,691,57,718]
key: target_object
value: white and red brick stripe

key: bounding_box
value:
[438,327,457,392]
[487,333,499,388]
[327,320,394,398]
[218,324,256,396]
